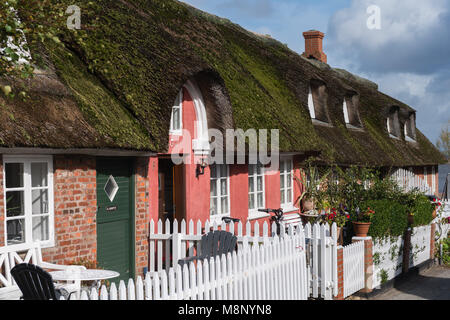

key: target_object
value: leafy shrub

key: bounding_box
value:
[410,195,434,227]
[360,199,408,239]
[436,238,450,265]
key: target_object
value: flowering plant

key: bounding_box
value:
[324,207,350,227]
[353,207,375,223]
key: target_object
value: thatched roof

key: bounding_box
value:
[0,0,446,166]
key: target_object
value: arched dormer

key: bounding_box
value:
[169,79,210,155]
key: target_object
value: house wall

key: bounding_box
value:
[135,157,151,276]
[0,154,152,278]
[42,155,97,265]
[0,156,4,246]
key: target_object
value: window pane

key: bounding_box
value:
[220,179,227,196]
[257,193,264,208]
[7,219,25,245]
[220,165,227,178]
[210,198,218,216]
[287,174,292,188]
[6,191,24,217]
[280,175,285,189]
[5,163,24,188]
[33,216,49,241]
[221,197,228,214]
[280,161,285,172]
[287,188,292,203]
[210,165,217,179]
[210,180,217,197]
[32,189,49,215]
[172,107,180,130]
[281,190,285,204]
[31,162,48,187]
[249,165,255,176]
[249,193,255,210]
[257,176,263,192]
[249,176,254,193]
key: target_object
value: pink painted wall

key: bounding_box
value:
[148,156,159,222]
[163,85,305,228]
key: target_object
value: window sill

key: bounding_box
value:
[248,212,271,221]
[209,215,230,226]
[281,205,299,214]
[346,124,364,131]
[312,119,333,127]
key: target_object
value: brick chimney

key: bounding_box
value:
[302,30,327,63]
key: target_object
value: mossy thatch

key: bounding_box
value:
[0,0,446,166]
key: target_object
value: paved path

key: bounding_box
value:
[372,266,450,300]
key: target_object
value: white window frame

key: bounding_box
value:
[209,164,231,223]
[2,155,55,249]
[343,99,350,124]
[404,123,416,142]
[248,163,267,219]
[169,90,183,135]
[308,87,316,119]
[280,157,295,212]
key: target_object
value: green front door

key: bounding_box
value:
[96,157,134,283]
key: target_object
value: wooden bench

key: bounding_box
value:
[0,242,84,300]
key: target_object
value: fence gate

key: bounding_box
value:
[343,241,365,298]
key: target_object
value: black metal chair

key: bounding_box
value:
[178,230,238,268]
[11,263,72,300]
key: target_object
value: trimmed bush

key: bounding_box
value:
[410,195,434,227]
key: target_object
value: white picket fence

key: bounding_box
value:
[65,234,309,300]
[437,201,450,240]
[409,225,431,268]
[372,236,404,288]
[342,241,365,298]
[391,168,433,194]
[148,219,338,300]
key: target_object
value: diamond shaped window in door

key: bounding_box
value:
[104,175,119,202]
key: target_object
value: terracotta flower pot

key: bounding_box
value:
[432,208,437,219]
[302,198,314,212]
[300,213,319,225]
[352,222,371,238]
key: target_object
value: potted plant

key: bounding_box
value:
[431,198,442,219]
[294,164,331,225]
[324,207,350,245]
[352,207,375,237]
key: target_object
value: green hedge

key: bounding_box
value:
[360,199,408,239]
[410,195,434,227]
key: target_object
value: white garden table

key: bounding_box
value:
[50,268,120,299]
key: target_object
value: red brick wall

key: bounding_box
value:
[335,247,344,300]
[0,155,4,246]
[41,155,97,265]
[135,157,150,277]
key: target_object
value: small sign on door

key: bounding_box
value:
[106,206,118,212]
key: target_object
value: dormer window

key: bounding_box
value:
[308,80,330,125]
[343,92,363,129]
[387,106,401,139]
[404,112,417,142]
[169,90,183,135]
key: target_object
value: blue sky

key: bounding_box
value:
[182,0,450,146]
